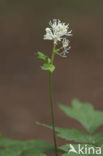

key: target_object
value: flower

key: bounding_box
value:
[44,19,72,44]
[44,19,72,57]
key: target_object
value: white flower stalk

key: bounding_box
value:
[58,47,71,58]
[57,38,71,57]
[44,19,72,57]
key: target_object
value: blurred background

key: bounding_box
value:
[0,0,103,146]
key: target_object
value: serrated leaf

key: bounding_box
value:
[57,129,90,143]
[41,63,55,72]
[37,52,51,64]
[37,122,103,146]
[36,122,91,144]
[59,99,103,133]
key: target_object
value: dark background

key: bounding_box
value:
[0,0,103,146]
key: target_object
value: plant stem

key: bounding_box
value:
[49,72,58,156]
[49,44,58,156]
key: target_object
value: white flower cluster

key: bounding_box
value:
[44,19,72,57]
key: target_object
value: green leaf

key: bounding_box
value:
[0,138,22,147]
[20,149,46,156]
[36,122,52,129]
[0,139,54,156]
[57,129,90,143]
[92,132,103,145]
[36,122,103,146]
[36,122,92,144]
[59,144,79,155]
[59,99,103,133]
[0,148,46,156]
[37,52,55,72]
[41,63,55,72]
[37,52,51,64]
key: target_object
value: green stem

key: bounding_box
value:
[49,72,58,156]
[49,44,58,156]
[51,44,56,64]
